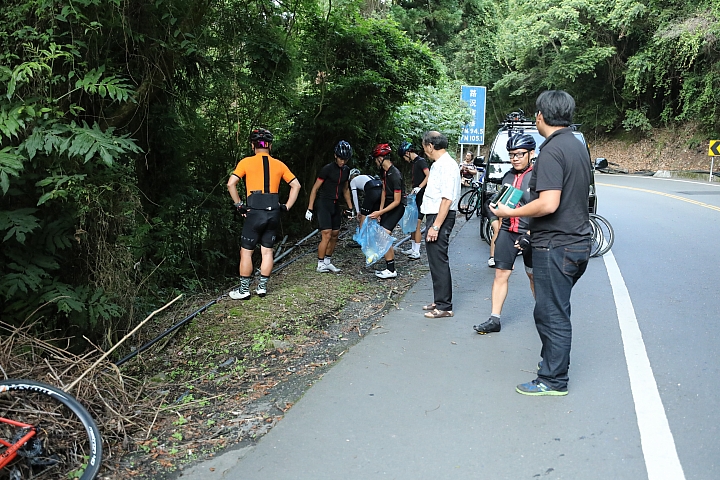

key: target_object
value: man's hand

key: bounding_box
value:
[489,202,513,218]
[426,226,439,242]
[305,209,313,221]
[515,233,531,251]
[234,202,248,216]
[280,204,288,212]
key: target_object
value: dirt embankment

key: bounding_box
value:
[586,125,714,174]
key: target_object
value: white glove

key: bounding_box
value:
[305,209,313,221]
[412,187,421,195]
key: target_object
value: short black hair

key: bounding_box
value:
[536,90,575,127]
[422,131,448,150]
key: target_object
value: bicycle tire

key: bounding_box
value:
[590,213,614,257]
[458,190,476,215]
[464,190,479,220]
[0,380,102,479]
[481,217,493,245]
[589,217,602,257]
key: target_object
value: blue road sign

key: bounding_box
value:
[460,86,486,145]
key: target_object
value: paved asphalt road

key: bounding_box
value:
[178,173,720,480]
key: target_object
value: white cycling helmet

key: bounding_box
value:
[349,168,361,179]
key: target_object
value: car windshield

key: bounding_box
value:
[488,130,587,164]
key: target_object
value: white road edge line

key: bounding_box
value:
[603,251,686,480]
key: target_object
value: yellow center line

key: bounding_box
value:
[597,182,720,213]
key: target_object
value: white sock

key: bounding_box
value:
[412,242,420,254]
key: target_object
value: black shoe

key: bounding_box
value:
[473,318,501,334]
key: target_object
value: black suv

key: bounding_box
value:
[477,110,607,213]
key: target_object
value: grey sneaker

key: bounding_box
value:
[316,264,330,273]
[406,250,421,260]
[256,285,267,297]
[229,288,250,300]
[398,247,414,256]
[324,263,341,273]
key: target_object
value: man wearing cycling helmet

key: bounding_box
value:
[491,91,592,396]
[474,133,537,335]
[227,128,301,300]
[368,143,406,279]
[398,141,429,260]
[306,140,354,273]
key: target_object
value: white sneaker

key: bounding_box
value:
[324,263,341,273]
[229,288,250,300]
[256,286,267,297]
[375,269,398,279]
[406,251,421,260]
[398,247,414,256]
[487,257,495,268]
[316,264,330,273]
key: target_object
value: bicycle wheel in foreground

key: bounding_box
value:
[590,213,614,257]
[0,380,102,480]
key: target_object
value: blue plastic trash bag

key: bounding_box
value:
[353,218,394,265]
[401,194,418,234]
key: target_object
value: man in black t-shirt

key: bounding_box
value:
[367,143,405,279]
[492,91,592,397]
[306,140,354,273]
[398,141,429,260]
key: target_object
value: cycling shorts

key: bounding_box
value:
[241,209,280,250]
[361,186,382,216]
[316,197,342,231]
[380,204,405,232]
[415,187,425,221]
[494,230,532,273]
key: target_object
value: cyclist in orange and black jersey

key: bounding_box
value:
[227,128,301,300]
[306,141,354,273]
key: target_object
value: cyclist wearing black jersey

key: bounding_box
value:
[474,134,537,334]
[306,140,354,273]
[398,140,429,260]
[368,143,406,279]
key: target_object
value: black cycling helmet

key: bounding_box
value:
[506,133,536,151]
[398,141,413,157]
[249,128,274,148]
[334,140,353,160]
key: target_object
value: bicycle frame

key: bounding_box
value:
[0,416,37,470]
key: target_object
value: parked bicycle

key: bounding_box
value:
[0,379,102,479]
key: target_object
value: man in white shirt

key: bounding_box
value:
[420,131,461,318]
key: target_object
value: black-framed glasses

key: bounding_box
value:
[508,151,528,159]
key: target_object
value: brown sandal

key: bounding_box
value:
[424,309,454,319]
[422,303,436,311]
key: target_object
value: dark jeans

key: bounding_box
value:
[533,240,591,390]
[425,211,456,311]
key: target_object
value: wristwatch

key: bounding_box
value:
[431,225,440,231]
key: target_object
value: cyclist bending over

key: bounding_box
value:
[306,140,354,273]
[474,134,537,334]
[368,143,406,279]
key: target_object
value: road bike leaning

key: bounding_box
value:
[0,379,102,479]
